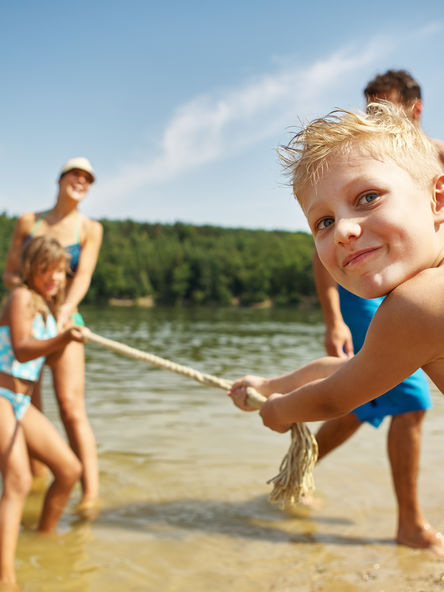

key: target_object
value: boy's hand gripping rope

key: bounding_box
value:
[85,330,318,507]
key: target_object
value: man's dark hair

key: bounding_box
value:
[364,69,422,105]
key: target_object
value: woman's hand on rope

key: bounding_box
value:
[260,394,292,433]
[228,375,269,411]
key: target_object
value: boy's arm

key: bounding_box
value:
[313,251,353,357]
[229,356,346,411]
[259,286,438,432]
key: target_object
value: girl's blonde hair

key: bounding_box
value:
[279,101,441,202]
[21,236,68,318]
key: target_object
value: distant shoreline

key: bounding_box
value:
[107,295,319,309]
[0,215,316,307]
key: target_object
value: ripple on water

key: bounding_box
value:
[21,306,444,592]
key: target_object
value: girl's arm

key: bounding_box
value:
[58,218,103,326]
[2,213,35,289]
[9,288,86,362]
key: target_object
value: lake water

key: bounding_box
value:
[16,306,444,591]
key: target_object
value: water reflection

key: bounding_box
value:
[16,305,444,591]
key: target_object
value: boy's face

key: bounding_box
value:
[301,147,444,298]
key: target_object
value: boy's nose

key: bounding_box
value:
[334,218,362,244]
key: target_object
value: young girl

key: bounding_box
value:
[0,236,85,586]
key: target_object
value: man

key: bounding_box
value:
[312,70,444,552]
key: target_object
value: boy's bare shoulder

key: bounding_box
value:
[393,266,444,294]
[360,269,444,369]
[383,267,444,327]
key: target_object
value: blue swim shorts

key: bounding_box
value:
[0,387,31,420]
[338,286,432,428]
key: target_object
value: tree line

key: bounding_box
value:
[0,214,316,306]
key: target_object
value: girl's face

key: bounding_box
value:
[32,260,66,301]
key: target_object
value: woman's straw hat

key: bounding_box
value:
[59,157,96,182]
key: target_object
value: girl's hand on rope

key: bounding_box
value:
[260,393,292,433]
[228,375,269,411]
[65,326,89,344]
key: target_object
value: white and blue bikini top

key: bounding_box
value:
[0,313,57,381]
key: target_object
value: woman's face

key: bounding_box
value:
[59,168,93,202]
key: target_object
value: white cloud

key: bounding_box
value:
[411,21,442,39]
[94,31,428,207]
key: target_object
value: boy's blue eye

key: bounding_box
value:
[359,191,379,205]
[316,217,334,231]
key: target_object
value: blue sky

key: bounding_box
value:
[1,1,443,232]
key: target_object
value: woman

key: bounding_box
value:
[3,157,103,516]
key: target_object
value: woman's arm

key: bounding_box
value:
[59,218,103,326]
[2,213,36,289]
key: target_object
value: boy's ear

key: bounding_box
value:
[432,174,444,224]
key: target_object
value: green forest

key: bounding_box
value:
[0,213,317,307]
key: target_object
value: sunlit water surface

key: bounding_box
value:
[14,306,444,591]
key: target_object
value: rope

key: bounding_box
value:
[85,329,318,506]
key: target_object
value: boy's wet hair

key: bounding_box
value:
[21,236,68,316]
[279,102,441,203]
[364,69,421,106]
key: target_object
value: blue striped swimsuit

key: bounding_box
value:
[0,313,57,419]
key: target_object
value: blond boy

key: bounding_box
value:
[229,102,444,553]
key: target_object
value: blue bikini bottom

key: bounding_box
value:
[0,387,31,420]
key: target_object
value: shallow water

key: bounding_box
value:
[15,306,444,591]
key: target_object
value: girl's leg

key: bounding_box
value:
[50,341,99,507]
[0,400,32,585]
[22,405,82,532]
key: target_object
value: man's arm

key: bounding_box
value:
[313,251,353,357]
